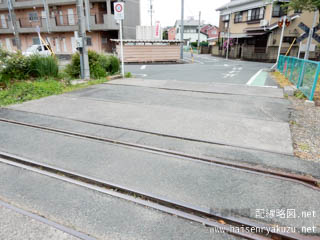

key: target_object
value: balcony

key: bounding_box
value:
[89,13,118,31]
[13,0,43,9]
[17,17,47,33]
[0,0,7,10]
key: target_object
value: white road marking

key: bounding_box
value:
[140,65,146,70]
[133,73,148,77]
[224,64,229,67]
[247,69,263,85]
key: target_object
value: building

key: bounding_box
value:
[201,24,219,39]
[215,0,319,61]
[136,22,162,40]
[0,0,140,54]
[174,17,207,45]
[168,27,176,40]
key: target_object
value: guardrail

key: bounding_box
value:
[277,55,320,101]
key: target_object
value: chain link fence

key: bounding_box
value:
[277,55,320,101]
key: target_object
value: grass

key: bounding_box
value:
[271,71,293,88]
[0,78,108,107]
[271,71,308,100]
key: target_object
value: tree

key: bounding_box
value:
[286,0,320,11]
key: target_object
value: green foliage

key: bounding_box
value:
[107,55,120,74]
[286,0,320,11]
[65,51,120,79]
[190,42,198,48]
[200,41,209,47]
[0,77,109,107]
[1,52,30,80]
[65,53,81,79]
[29,55,59,78]
[88,50,107,79]
[125,72,132,78]
[294,90,307,99]
[0,79,64,106]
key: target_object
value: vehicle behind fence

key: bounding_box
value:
[277,55,320,101]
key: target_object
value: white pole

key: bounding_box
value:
[276,16,286,65]
[298,41,302,58]
[304,10,318,60]
[119,20,125,77]
[197,11,201,54]
[226,15,230,60]
[37,29,44,52]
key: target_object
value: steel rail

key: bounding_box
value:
[0,199,97,240]
[0,152,315,240]
[0,117,319,190]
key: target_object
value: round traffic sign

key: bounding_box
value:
[115,3,123,13]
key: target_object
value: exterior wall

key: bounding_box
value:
[217,0,319,61]
[123,0,140,39]
[116,44,180,63]
[168,27,176,40]
[0,0,141,53]
[175,31,207,43]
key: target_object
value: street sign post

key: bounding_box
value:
[114,2,125,77]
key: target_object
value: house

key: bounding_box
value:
[174,17,207,45]
[168,27,176,40]
[0,0,140,54]
[201,24,219,46]
[201,24,219,39]
[215,0,319,61]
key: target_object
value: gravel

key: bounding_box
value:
[289,97,320,162]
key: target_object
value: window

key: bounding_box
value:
[248,8,264,21]
[222,15,230,22]
[177,28,179,33]
[28,12,39,21]
[272,4,288,17]
[86,37,92,46]
[32,37,40,45]
[224,22,229,30]
[234,12,243,23]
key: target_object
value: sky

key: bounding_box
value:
[140,0,230,27]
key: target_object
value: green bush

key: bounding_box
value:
[29,55,59,78]
[65,51,120,79]
[1,52,30,80]
[0,79,63,106]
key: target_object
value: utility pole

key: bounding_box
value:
[76,0,90,79]
[275,15,286,65]
[180,0,184,60]
[149,0,154,26]
[304,10,318,60]
[8,0,21,50]
[226,13,230,60]
[197,11,201,54]
[41,0,50,33]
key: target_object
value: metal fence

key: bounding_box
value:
[277,55,320,101]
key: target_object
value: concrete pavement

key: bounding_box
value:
[0,120,319,231]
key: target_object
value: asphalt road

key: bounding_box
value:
[125,53,275,85]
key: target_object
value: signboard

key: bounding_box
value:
[114,2,124,20]
[155,21,161,39]
[297,22,320,43]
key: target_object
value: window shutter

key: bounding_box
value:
[248,10,252,21]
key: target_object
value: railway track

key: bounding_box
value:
[0,151,316,240]
[0,117,319,190]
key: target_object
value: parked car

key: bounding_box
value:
[23,44,51,57]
